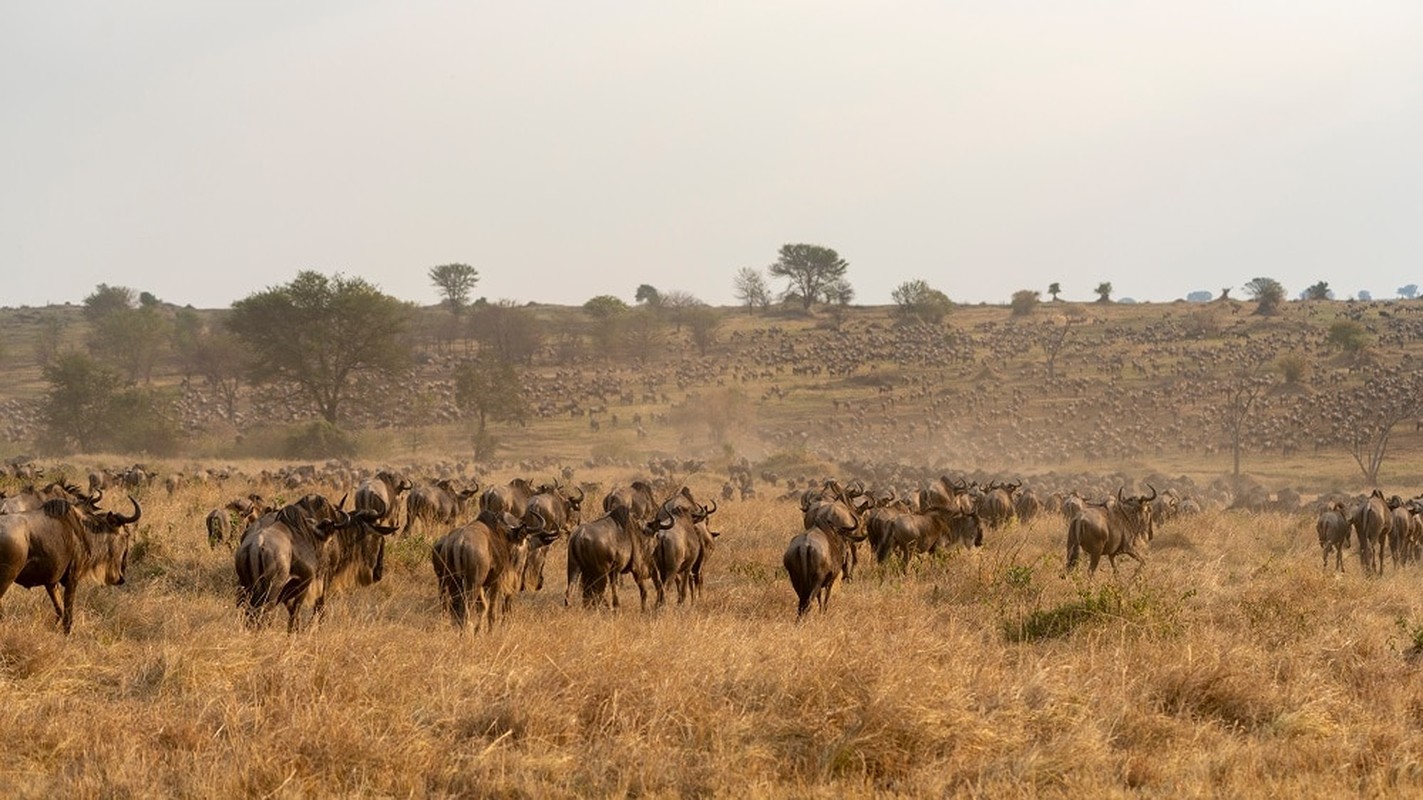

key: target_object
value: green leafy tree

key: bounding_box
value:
[453,356,529,434]
[583,295,629,358]
[733,267,771,314]
[891,280,952,323]
[88,306,167,383]
[768,243,849,309]
[635,284,662,307]
[1047,282,1062,301]
[192,328,249,425]
[429,263,480,315]
[1011,289,1040,317]
[83,284,136,321]
[1398,284,1418,299]
[1327,319,1371,356]
[37,352,176,455]
[1094,282,1113,304]
[1303,281,1332,301]
[229,271,412,425]
[684,306,722,356]
[1244,277,1286,316]
[470,300,544,365]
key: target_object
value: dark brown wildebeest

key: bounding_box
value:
[603,480,658,525]
[977,481,1020,529]
[648,499,719,607]
[403,479,481,535]
[565,505,655,610]
[206,494,272,550]
[1064,486,1157,577]
[1349,489,1391,576]
[799,482,873,581]
[520,482,585,592]
[235,495,397,631]
[0,495,141,633]
[782,515,868,621]
[481,477,538,519]
[355,470,412,527]
[875,505,982,569]
[1316,502,1352,573]
[864,491,910,562]
[431,509,554,632]
[1014,487,1042,524]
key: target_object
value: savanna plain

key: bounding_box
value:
[4,298,1423,798]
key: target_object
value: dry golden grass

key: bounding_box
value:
[4,476,1423,797]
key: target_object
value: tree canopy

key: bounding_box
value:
[1244,277,1286,315]
[228,271,412,425]
[733,268,771,313]
[768,243,849,309]
[429,263,480,314]
[891,280,951,323]
[1094,282,1113,303]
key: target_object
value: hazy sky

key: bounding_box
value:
[3,2,1421,309]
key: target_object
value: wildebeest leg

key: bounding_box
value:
[633,573,649,612]
[1122,550,1146,579]
[845,542,858,582]
[607,569,620,609]
[817,577,833,614]
[60,578,78,635]
[1087,552,1103,576]
[44,585,63,623]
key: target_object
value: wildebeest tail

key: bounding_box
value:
[1065,518,1082,571]
[784,545,817,619]
[236,545,282,626]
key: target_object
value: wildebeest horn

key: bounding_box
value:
[1117,487,1126,503]
[399,479,412,492]
[114,495,142,525]
[799,493,812,513]
[704,498,717,516]
[337,493,349,511]
[572,485,585,504]
[657,513,677,531]
[848,480,865,496]
[1143,484,1157,502]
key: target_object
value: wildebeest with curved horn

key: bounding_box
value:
[520,481,585,592]
[1349,489,1391,576]
[403,479,481,536]
[565,505,655,610]
[235,495,397,631]
[649,498,719,607]
[0,495,141,633]
[432,509,554,631]
[875,504,982,569]
[1065,485,1156,577]
[783,514,869,621]
[356,470,412,528]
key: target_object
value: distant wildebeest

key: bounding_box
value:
[603,480,658,525]
[355,470,412,528]
[1064,486,1157,577]
[431,509,555,632]
[565,505,655,610]
[0,495,141,633]
[977,481,1020,529]
[481,477,538,519]
[782,515,868,621]
[0,480,100,515]
[1316,502,1352,573]
[403,479,481,535]
[206,494,271,550]
[235,495,397,631]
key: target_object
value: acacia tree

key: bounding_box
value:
[635,284,662,307]
[1010,290,1040,317]
[228,271,412,425]
[1219,370,1271,476]
[470,300,543,364]
[891,279,951,323]
[1047,282,1062,302]
[1039,310,1085,379]
[768,243,849,309]
[1303,281,1332,301]
[429,263,480,315]
[1318,368,1423,485]
[1244,277,1286,315]
[1094,282,1113,303]
[733,267,771,314]
[684,306,722,356]
[453,356,528,435]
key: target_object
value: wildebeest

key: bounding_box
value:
[565,505,655,610]
[431,509,554,631]
[481,477,537,519]
[355,470,412,527]
[235,495,397,631]
[1349,489,1391,576]
[782,515,868,620]
[520,482,585,592]
[603,480,658,525]
[206,494,271,550]
[977,481,1019,529]
[0,495,141,633]
[1316,502,1352,573]
[403,479,481,535]
[0,480,100,515]
[648,499,719,607]
[799,482,873,580]
[1064,486,1157,577]
[875,505,982,569]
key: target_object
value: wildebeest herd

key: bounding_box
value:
[0,467,1413,635]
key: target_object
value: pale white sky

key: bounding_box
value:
[2,1,1420,308]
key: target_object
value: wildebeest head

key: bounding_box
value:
[1116,484,1157,542]
[72,494,142,586]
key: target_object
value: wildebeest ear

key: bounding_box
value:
[372,522,399,536]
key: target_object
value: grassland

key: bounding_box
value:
[2,470,1423,797]
[4,298,1423,796]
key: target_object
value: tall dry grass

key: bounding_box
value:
[3,479,1423,797]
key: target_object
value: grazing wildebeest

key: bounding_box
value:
[0,495,141,633]
[235,495,396,631]
[206,494,272,550]
[648,499,719,607]
[565,505,655,610]
[1064,486,1157,577]
[1349,489,1391,576]
[799,482,873,581]
[403,479,481,535]
[431,509,554,632]
[782,516,868,621]
[355,470,412,527]
[0,480,101,515]
[1316,502,1352,573]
